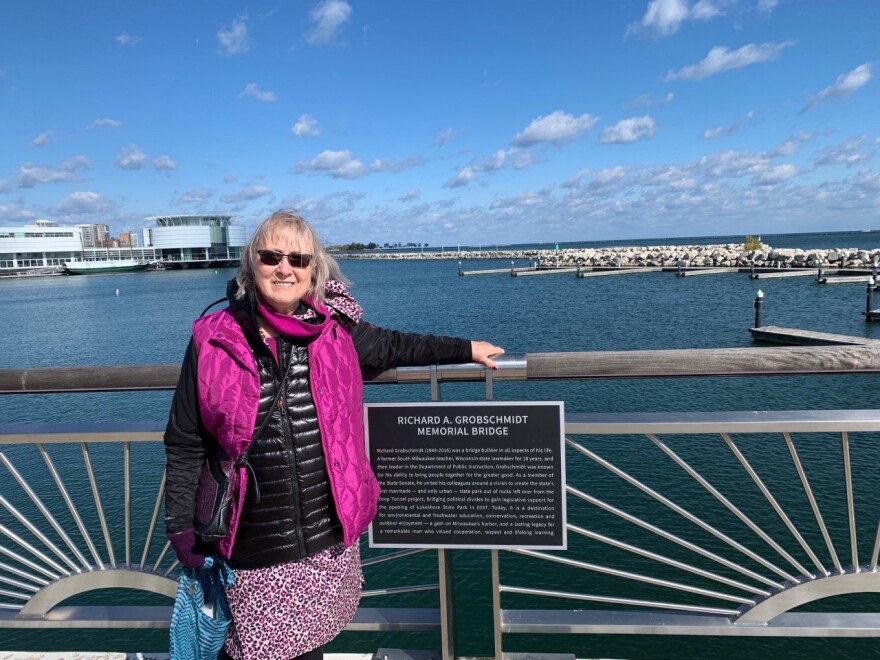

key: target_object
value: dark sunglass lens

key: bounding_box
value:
[290,254,311,268]
[258,250,282,266]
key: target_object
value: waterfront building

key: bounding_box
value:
[0,215,245,274]
[141,214,245,268]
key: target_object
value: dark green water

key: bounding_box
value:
[2,235,880,657]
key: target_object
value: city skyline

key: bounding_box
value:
[0,1,877,245]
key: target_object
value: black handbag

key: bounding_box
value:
[194,450,237,542]
[194,386,282,542]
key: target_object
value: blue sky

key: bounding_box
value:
[0,1,877,245]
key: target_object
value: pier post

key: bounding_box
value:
[749,260,755,278]
[867,278,875,319]
[817,266,823,283]
[754,290,764,328]
[510,260,515,277]
[458,260,462,277]
[873,261,878,282]
[677,261,682,277]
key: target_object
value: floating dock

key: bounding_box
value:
[749,270,820,280]
[577,267,662,278]
[676,267,740,277]
[819,275,871,284]
[513,267,579,277]
[749,325,880,346]
[459,266,536,276]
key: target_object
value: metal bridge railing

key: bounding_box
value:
[492,409,880,657]
[2,348,880,659]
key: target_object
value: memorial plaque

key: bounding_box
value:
[366,402,566,549]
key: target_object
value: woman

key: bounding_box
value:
[164,210,503,660]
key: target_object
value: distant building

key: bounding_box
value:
[119,231,139,248]
[0,215,245,274]
[142,214,246,267]
[76,223,110,248]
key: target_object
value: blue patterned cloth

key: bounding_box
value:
[170,555,235,659]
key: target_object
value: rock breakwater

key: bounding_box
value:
[337,244,880,268]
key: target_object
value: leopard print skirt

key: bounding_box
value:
[222,544,362,659]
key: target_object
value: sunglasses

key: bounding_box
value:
[256,249,313,268]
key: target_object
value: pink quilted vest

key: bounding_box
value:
[191,307,379,558]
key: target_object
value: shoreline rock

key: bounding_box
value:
[336,244,880,269]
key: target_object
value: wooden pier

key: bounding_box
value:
[749,325,880,346]
[459,266,535,276]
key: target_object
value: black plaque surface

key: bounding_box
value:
[366,402,566,549]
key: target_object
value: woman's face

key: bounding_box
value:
[253,231,314,315]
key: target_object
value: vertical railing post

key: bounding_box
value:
[491,549,502,660]
[866,278,875,319]
[432,365,456,659]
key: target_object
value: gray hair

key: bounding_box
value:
[234,210,349,308]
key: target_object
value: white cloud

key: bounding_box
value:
[223,174,239,184]
[115,32,141,46]
[815,136,875,168]
[153,155,177,171]
[600,116,658,144]
[482,150,508,171]
[757,0,779,14]
[445,167,476,189]
[770,131,816,157]
[295,149,367,179]
[291,114,321,137]
[701,111,754,139]
[512,110,599,147]
[86,118,122,129]
[512,151,535,169]
[220,185,272,203]
[115,145,147,170]
[666,41,795,81]
[627,0,726,37]
[369,156,425,174]
[56,191,116,216]
[399,189,421,202]
[30,130,55,147]
[0,203,37,224]
[177,188,214,205]
[217,14,250,55]
[59,156,94,172]
[240,83,277,102]
[434,128,455,146]
[16,156,93,187]
[754,164,798,185]
[625,91,675,110]
[802,63,872,113]
[307,0,352,46]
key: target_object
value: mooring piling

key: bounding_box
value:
[754,290,764,328]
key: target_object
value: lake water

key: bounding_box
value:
[2,230,880,657]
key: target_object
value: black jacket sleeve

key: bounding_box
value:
[163,339,211,534]
[351,321,473,370]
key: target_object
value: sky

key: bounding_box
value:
[0,1,877,246]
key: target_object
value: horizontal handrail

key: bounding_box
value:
[6,410,880,446]
[2,344,880,393]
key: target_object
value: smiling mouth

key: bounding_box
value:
[273,281,295,287]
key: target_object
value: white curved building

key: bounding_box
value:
[143,215,245,268]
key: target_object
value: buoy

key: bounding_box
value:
[115,288,120,296]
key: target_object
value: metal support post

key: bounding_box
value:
[438,549,456,660]
[491,549,502,660]
[866,278,875,319]
[754,290,764,329]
